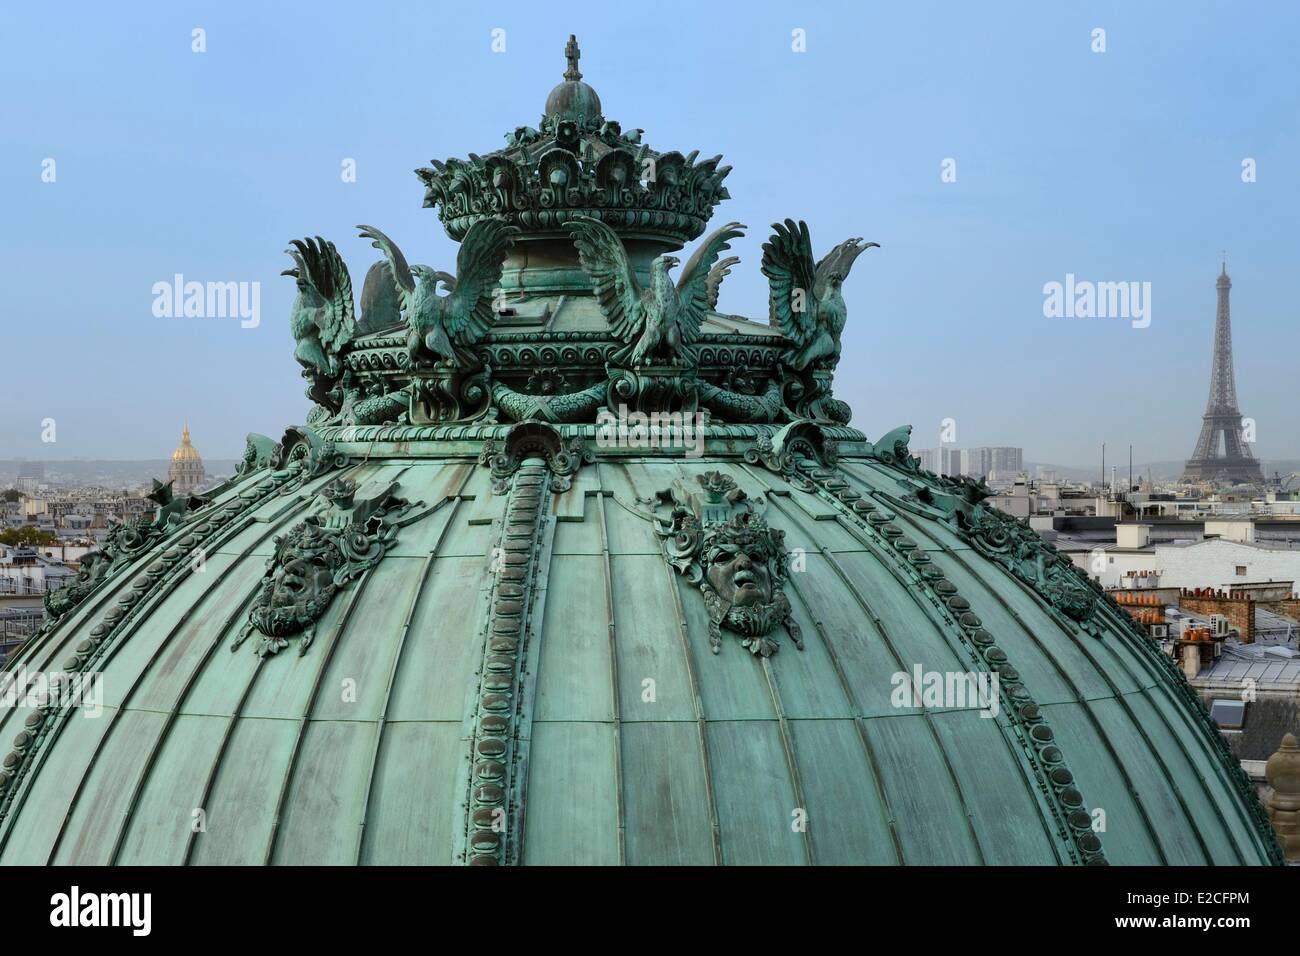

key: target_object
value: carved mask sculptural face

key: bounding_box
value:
[235,474,418,658]
[703,525,772,608]
[652,472,803,659]
[249,524,339,642]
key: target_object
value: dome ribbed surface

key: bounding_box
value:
[0,433,1279,865]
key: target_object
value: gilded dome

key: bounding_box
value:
[171,423,202,463]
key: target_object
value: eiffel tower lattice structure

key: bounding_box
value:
[1182,264,1263,484]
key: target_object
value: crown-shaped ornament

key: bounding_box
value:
[416,36,731,248]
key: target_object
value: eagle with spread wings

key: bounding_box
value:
[760,219,878,370]
[282,237,356,407]
[565,216,745,367]
[356,218,518,367]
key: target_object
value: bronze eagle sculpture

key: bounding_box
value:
[357,218,518,367]
[282,236,356,407]
[565,216,745,366]
[760,219,878,370]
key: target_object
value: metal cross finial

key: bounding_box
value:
[564,34,582,82]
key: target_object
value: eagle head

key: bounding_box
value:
[651,254,679,294]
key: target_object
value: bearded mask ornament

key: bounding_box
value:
[232,477,422,658]
[650,472,803,658]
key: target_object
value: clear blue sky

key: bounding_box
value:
[3,1,1297,466]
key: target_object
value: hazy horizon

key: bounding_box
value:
[4,1,1297,463]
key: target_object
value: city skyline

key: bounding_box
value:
[4,2,1298,464]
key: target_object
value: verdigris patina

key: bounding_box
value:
[12,36,1283,869]
[647,471,803,657]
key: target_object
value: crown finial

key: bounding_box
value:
[564,34,582,82]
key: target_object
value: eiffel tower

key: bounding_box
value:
[1182,263,1263,483]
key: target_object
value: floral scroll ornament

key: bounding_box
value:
[232,477,422,657]
[649,471,803,658]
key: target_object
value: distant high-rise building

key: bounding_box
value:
[167,422,206,495]
[989,447,1023,478]
[960,447,992,479]
[917,446,1022,480]
[917,446,961,476]
[1183,265,1263,484]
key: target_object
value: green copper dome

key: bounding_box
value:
[0,39,1281,867]
[543,35,602,126]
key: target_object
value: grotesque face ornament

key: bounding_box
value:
[232,478,421,658]
[650,473,803,658]
[705,537,772,608]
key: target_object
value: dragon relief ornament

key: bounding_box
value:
[961,505,1102,633]
[232,477,424,658]
[648,471,803,658]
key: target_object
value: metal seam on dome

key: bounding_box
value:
[855,444,1269,854]
[826,463,1133,868]
[819,475,1108,864]
[823,516,1071,863]
[262,463,415,865]
[179,461,369,865]
[848,446,1267,863]
[755,458,1106,865]
[594,488,627,865]
[652,467,724,866]
[778,566,906,864]
[757,655,816,865]
[826,455,1133,868]
[52,506,297,865]
[916,540,1169,864]
[947,545,1226,864]
[355,466,475,864]
[753,486,995,864]
[104,557,269,866]
[0,464,311,856]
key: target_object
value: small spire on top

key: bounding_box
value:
[564,34,582,82]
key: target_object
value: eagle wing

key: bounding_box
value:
[564,216,643,343]
[813,237,879,300]
[443,218,519,346]
[356,225,416,304]
[674,222,745,348]
[704,255,740,311]
[760,219,818,345]
[286,237,355,353]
